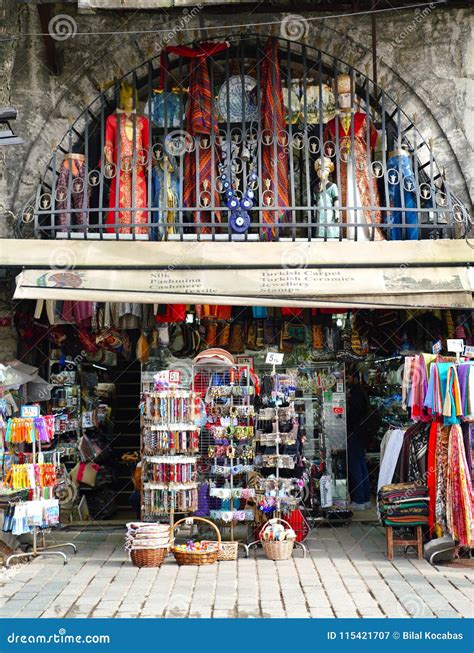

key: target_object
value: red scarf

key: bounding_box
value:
[260,38,289,240]
[166,43,228,232]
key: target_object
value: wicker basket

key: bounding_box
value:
[130,546,168,568]
[171,517,221,566]
[259,518,295,561]
[203,540,239,561]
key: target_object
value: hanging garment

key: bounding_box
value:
[408,425,429,482]
[154,304,187,323]
[435,425,450,537]
[313,181,339,238]
[427,421,438,535]
[458,363,474,419]
[151,158,180,240]
[393,422,425,483]
[377,429,405,494]
[61,301,93,326]
[324,112,384,241]
[56,154,89,232]
[166,43,228,233]
[105,111,150,234]
[386,152,419,240]
[437,363,462,425]
[260,38,290,240]
[446,424,473,547]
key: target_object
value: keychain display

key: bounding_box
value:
[5,416,55,444]
[143,391,199,425]
[143,457,197,485]
[142,487,198,517]
[143,428,199,455]
[4,463,58,490]
[141,387,200,528]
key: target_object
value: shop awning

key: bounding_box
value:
[14,264,473,309]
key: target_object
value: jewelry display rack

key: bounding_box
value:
[5,420,76,567]
[140,389,199,536]
[248,367,307,557]
[193,362,256,555]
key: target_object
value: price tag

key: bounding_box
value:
[20,405,40,418]
[336,382,344,393]
[464,345,474,358]
[265,352,284,365]
[447,339,464,353]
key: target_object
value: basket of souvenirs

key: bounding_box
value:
[125,522,169,568]
[259,518,297,561]
[171,516,221,566]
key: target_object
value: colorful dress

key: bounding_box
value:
[105,111,150,235]
[324,112,384,241]
[313,181,339,238]
[386,152,419,240]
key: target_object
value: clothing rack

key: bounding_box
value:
[5,426,77,567]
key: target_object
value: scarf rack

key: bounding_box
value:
[4,414,77,567]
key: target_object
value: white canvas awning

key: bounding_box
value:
[14,265,473,309]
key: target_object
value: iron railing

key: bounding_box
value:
[21,34,471,242]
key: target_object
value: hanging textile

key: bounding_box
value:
[56,155,89,232]
[260,38,290,241]
[446,424,473,547]
[408,426,429,482]
[166,42,228,233]
[435,426,449,537]
[427,421,438,535]
[377,428,405,493]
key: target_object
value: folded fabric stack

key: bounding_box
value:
[378,483,429,526]
[125,521,170,551]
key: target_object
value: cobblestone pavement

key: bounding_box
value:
[0,523,471,619]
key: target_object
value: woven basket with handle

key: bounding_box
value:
[171,517,221,566]
[130,547,167,568]
[259,518,295,561]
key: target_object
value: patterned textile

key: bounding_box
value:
[260,38,290,240]
[408,427,429,482]
[446,424,473,547]
[167,43,228,232]
[435,426,450,536]
[57,157,89,231]
[105,113,150,234]
[427,422,438,535]
[324,112,384,240]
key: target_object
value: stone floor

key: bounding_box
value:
[0,523,471,619]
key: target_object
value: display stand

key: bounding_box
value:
[193,362,256,556]
[5,422,76,567]
[141,389,199,540]
[248,367,307,558]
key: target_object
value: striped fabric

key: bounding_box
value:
[260,38,289,241]
[166,43,227,233]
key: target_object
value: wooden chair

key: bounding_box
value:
[385,525,423,560]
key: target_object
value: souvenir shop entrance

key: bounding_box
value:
[3,302,473,567]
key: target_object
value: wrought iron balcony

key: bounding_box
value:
[19,34,470,243]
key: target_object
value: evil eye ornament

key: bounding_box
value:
[230,209,251,234]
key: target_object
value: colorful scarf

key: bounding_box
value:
[260,38,289,240]
[167,42,228,232]
[446,424,473,547]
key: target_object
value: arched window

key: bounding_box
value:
[26,34,470,243]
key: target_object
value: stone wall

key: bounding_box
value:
[1,2,473,230]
